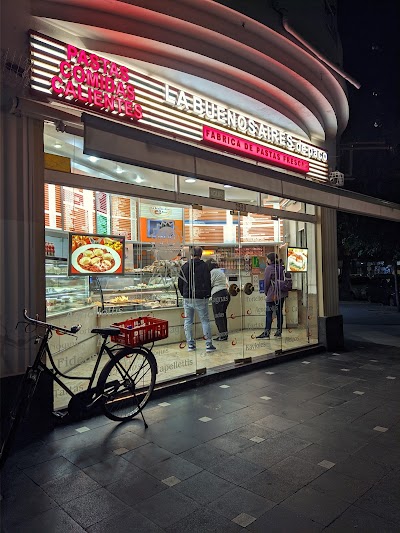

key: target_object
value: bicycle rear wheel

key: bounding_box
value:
[0,369,39,468]
[97,347,157,421]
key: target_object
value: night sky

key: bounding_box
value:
[338,0,400,201]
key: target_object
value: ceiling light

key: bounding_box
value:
[116,165,124,174]
[88,156,98,163]
[224,184,232,188]
[54,142,62,148]
[135,176,144,183]
[185,178,196,183]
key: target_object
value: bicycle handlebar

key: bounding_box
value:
[23,310,82,335]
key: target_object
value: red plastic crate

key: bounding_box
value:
[110,316,169,347]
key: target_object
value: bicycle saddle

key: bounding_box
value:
[91,327,121,336]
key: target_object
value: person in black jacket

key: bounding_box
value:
[178,247,216,352]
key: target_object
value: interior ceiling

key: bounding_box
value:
[44,123,285,204]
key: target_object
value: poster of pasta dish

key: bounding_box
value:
[69,233,125,275]
[287,247,308,272]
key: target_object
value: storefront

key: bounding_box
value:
[2,0,400,412]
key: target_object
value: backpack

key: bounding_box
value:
[271,271,292,294]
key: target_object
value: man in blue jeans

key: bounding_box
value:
[178,247,216,352]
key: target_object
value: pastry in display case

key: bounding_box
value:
[91,259,184,311]
[46,258,90,315]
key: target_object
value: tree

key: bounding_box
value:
[337,212,400,309]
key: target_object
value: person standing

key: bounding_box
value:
[178,247,216,352]
[206,259,230,341]
[257,252,289,339]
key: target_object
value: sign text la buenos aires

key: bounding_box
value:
[164,85,327,163]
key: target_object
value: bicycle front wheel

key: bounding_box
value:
[97,347,157,421]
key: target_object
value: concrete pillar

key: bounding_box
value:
[0,112,45,378]
[316,206,344,350]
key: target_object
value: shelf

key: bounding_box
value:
[46,291,87,296]
[45,256,68,262]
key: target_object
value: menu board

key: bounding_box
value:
[69,233,125,275]
[287,247,308,272]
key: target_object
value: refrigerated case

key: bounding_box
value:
[45,257,90,315]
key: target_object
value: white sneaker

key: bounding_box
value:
[188,342,196,351]
[206,344,217,352]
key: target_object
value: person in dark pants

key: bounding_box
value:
[178,247,216,352]
[257,252,289,338]
[206,259,230,341]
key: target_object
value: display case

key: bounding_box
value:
[45,257,90,315]
[91,259,183,312]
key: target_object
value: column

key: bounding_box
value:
[316,206,344,350]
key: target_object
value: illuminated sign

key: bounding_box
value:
[203,126,309,173]
[31,34,142,122]
[30,32,329,182]
[164,85,327,164]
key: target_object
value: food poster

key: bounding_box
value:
[287,247,308,272]
[139,203,183,243]
[69,233,125,275]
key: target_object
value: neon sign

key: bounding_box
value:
[49,44,143,120]
[203,126,310,173]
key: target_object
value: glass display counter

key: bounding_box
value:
[91,259,183,312]
[45,258,90,315]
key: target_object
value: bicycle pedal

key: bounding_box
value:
[52,410,69,421]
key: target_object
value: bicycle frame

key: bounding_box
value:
[30,327,120,403]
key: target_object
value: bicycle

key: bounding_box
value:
[0,310,161,468]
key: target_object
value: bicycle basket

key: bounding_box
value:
[110,316,169,347]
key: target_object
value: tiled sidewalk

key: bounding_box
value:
[2,342,400,532]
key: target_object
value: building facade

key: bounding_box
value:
[1,0,400,410]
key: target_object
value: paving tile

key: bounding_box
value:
[324,505,399,532]
[208,486,275,519]
[241,469,299,503]
[282,486,351,526]
[179,442,230,469]
[83,456,141,486]
[62,444,115,469]
[247,504,324,532]
[164,507,243,533]
[373,469,400,501]
[41,470,101,504]
[269,456,325,488]
[107,469,167,506]
[254,414,299,431]
[1,485,58,529]
[233,424,278,441]
[237,434,311,468]
[332,455,389,483]
[309,469,374,503]
[283,423,330,443]
[356,486,400,524]
[0,468,39,500]
[122,442,173,468]
[23,456,79,485]
[232,512,257,526]
[295,443,349,465]
[208,432,256,454]
[134,488,200,528]
[173,470,234,504]
[207,454,265,484]
[162,476,181,487]
[9,507,86,533]
[87,508,164,533]
[61,487,128,529]
[146,455,202,481]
